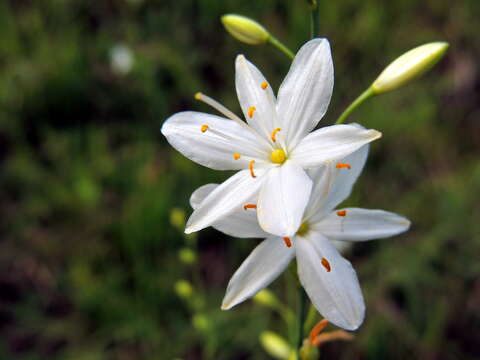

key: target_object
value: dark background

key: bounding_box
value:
[1,0,479,359]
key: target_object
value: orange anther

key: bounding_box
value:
[243,204,257,210]
[336,163,351,169]
[283,237,292,248]
[233,153,241,160]
[309,319,329,344]
[249,160,256,178]
[261,81,268,89]
[270,128,282,142]
[336,210,347,217]
[321,257,331,272]
[247,106,256,118]
[201,124,209,133]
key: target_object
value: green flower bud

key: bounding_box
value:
[260,331,293,360]
[170,207,186,230]
[178,247,196,265]
[221,14,270,45]
[372,42,449,94]
[174,280,193,299]
[192,313,210,332]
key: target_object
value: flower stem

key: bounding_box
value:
[296,286,308,351]
[268,36,295,59]
[335,87,375,124]
[310,1,320,38]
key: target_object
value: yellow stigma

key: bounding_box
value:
[297,221,309,236]
[270,149,286,164]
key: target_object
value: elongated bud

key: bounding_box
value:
[260,331,293,360]
[221,14,270,45]
[174,280,193,299]
[372,42,449,94]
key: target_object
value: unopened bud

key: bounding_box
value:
[221,14,270,45]
[253,289,280,308]
[178,247,196,265]
[260,331,293,360]
[372,42,449,94]
[192,313,210,332]
[174,280,193,299]
[170,207,186,230]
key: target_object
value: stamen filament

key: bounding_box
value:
[336,210,347,217]
[321,257,331,272]
[243,204,257,210]
[309,319,329,345]
[249,160,256,178]
[336,163,351,169]
[270,128,282,142]
[283,237,292,247]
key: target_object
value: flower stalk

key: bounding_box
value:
[268,36,295,59]
[335,87,375,124]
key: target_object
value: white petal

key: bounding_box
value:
[190,184,268,238]
[296,233,365,330]
[289,124,381,169]
[222,236,295,309]
[257,161,312,237]
[314,208,411,241]
[305,142,369,221]
[277,39,334,149]
[235,55,278,139]
[161,111,268,170]
[185,169,267,234]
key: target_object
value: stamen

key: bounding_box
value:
[309,319,329,345]
[321,257,331,272]
[336,210,347,217]
[249,160,256,178]
[261,81,268,89]
[233,153,241,160]
[201,124,209,133]
[247,106,256,118]
[283,237,292,248]
[336,163,351,169]
[270,128,282,142]
[243,204,257,210]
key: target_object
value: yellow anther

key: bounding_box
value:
[243,204,257,210]
[233,153,241,160]
[321,257,331,272]
[270,149,286,164]
[247,106,256,118]
[270,128,282,142]
[261,81,268,89]
[336,162,351,169]
[249,160,256,178]
[336,210,347,217]
[194,92,202,100]
[200,124,209,133]
[283,237,292,248]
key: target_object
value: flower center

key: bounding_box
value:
[297,221,309,236]
[270,149,286,164]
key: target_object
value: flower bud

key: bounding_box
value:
[170,207,186,230]
[253,289,280,308]
[221,14,270,45]
[174,280,193,299]
[178,247,196,265]
[259,331,293,360]
[372,42,449,94]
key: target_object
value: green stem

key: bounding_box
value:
[268,36,295,59]
[335,87,375,124]
[310,2,320,38]
[296,286,307,351]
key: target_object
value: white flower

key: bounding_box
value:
[162,38,382,237]
[190,144,411,330]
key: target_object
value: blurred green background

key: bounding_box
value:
[1,0,479,359]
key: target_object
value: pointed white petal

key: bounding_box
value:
[190,184,268,238]
[296,233,365,330]
[236,55,278,139]
[290,124,380,169]
[314,208,411,241]
[185,169,267,234]
[222,236,295,309]
[257,161,312,237]
[305,142,369,221]
[161,111,268,170]
[277,39,334,149]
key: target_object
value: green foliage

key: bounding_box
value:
[0,0,479,359]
